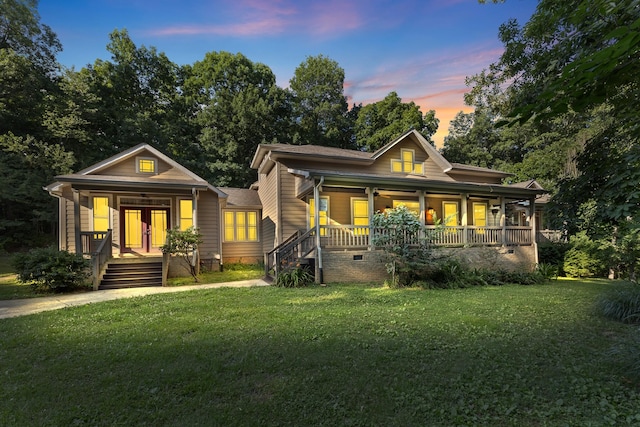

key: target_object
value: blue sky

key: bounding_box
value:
[38,0,537,145]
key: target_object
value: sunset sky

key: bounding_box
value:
[38,0,538,146]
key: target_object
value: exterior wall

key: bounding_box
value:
[97,157,186,181]
[320,245,538,284]
[279,164,307,240]
[197,190,220,268]
[370,138,452,181]
[258,163,278,252]
[322,250,388,283]
[440,245,538,272]
[221,207,263,265]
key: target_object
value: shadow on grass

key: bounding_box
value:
[1,282,639,425]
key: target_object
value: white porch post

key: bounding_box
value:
[191,188,198,228]
[418,191,426,226]
[73,188,82,254]
[500,197,506,246]
[461,193,468,245]
[314,177,324,283]
[530,196,539,264]
[368,187,375,250]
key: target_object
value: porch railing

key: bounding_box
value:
[316,225,533,248]
[80,231,111,255]
[91,229,112,290]
[265,228,316,282]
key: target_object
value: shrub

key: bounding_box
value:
[538,241,571,275]
[275,266,314,288]
[162,227,203,282]
[596,286,640,324]
[563,232,608,278]
[13,247,90,293]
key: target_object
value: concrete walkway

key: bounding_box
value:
[0,279,271,319]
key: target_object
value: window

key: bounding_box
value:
[179,199,193,231]
[309,197,329,236]
[391,149,424,174]
[392,200,420,217]
[351,199,369,235]
[92,196,109,231]
[136,157,156,174]
[443,202,459,227]
[224,211,258,242]
[473,203,487,234]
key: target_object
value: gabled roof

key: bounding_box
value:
[218,187,262,208]
[45,143,226,197]
[371,129,453,172]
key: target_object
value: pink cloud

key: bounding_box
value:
[148,0,370,38]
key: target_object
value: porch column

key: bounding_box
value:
[530,196,539,264]
[314,177,324,283]
[461,193,468,245]
[418,191,425,226]
[500,197,506,246]
[368,187,375,250]
[73,188,82,255]
[191,188,198,228]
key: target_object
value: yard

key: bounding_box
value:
[1,280,639,425]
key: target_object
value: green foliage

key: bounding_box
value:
[563,232,608,278]
[13,246,89,293]
[274,265,314,288]
[372,205,441,287]
[355,91,438,151]
[161,227,203,282]
[596,285,640,325]
[289,54,353,149]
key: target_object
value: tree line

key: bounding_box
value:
[2,0,639,276]
[0,0,438,250]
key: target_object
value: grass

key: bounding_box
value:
[166,263,264,286]
[1,279,640,426]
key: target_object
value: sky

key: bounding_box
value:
[38,0,538,147]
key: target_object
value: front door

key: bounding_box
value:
[121,207,169,253]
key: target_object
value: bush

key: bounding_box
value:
[538,241,571,275]
[274,266,314,288]
[13,247,90,293]
[563,232,608,278]
[596,286,640,324]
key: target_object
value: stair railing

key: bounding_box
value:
[91,229,112,290]
[265,228,316,283]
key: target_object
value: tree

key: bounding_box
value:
[185,51,292,187]
[161,227,203,282]
[355,91,438,152]
[0,0,61,73]
[289,55,352,148]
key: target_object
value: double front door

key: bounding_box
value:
[121,207,169,253]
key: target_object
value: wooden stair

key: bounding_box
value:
[99,261,163,290]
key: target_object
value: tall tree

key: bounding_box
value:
[185,51,292,187]
[355,91,438,152]
[289,55,352,148]
[77,29,184,164]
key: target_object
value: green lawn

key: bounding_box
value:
[1,280,639,426]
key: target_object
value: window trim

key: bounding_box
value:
[91,194,111,231]
[390,149,424,175]
[472,202,488,227]
[223,210,259,243]
[136,156,157,174]
[351,197,369,235]
[178,198,194,231]
[442,201,459,227]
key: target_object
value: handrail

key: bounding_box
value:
[265,228,316,282]
[91,229,112,290]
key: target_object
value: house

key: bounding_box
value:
[46,129,545,288]
[251,129,546,283]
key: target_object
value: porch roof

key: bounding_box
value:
[46,174,213,192]
[290,168,546,198]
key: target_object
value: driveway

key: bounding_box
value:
[0,279,270,319]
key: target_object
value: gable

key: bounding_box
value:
[95,151,193,181]
[369,132,454,181]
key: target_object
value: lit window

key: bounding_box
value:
[224,211,258,242]
[93,196,109,231]
[179,199,193,231]
[137,158,156,174]
[352,199,369,235]
[392,200,420,216]
[443,202,459,227]
[473,203,487,234]
[309,197,329,236]
[390,149,423,174]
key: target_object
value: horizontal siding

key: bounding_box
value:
[279,165,307,239]
[222,242,263,263]
[198,191,220,260]
[98,157,194,181]
[258,166,278,252]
